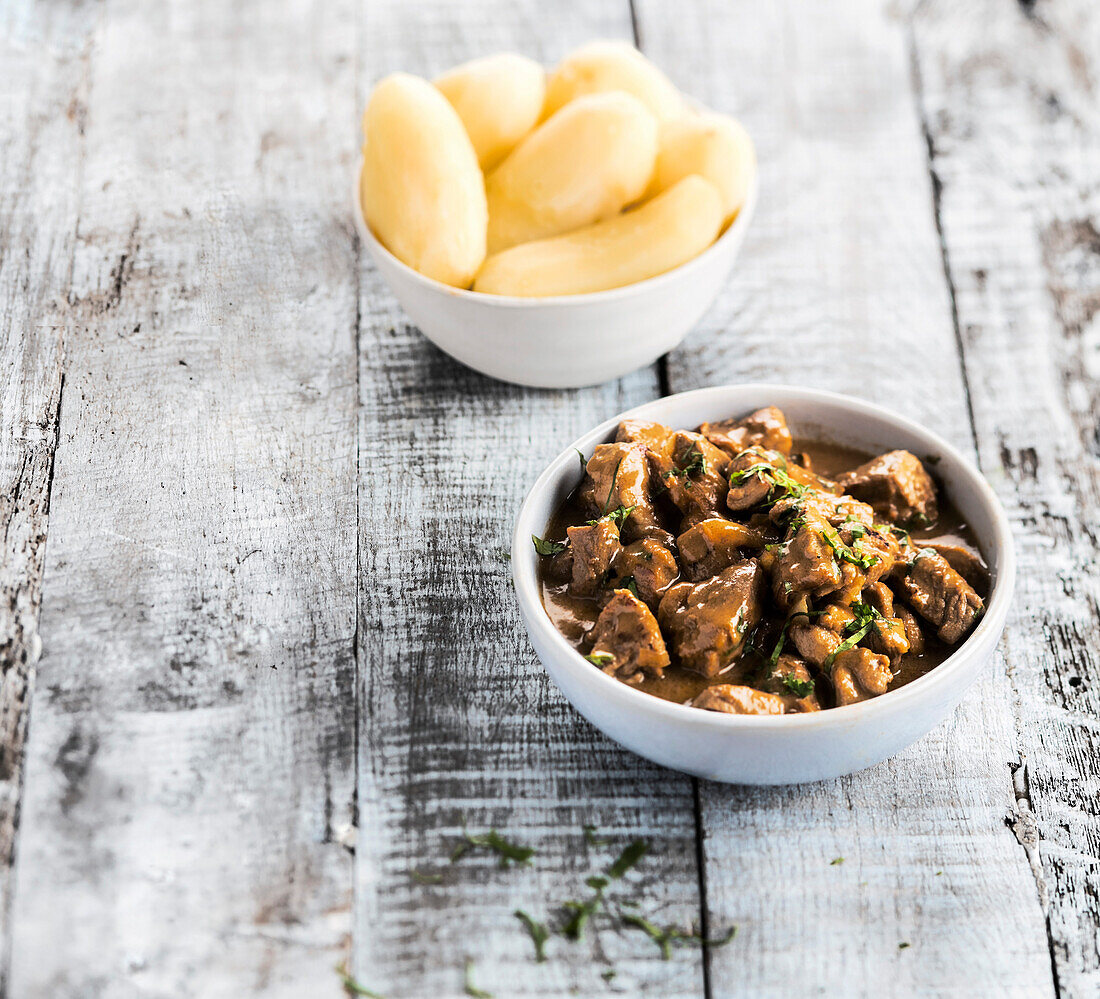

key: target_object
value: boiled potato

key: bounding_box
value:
[646,111,756,223]
[486,91,658,253]
[543,40,682,122]
[360,72,487,287]
[474,174,723,296]
[434,53,546,171]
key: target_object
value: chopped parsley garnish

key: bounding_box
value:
[668,446,707,479]
[560,877,608,940]
[601,457,625,514]
[899,942,911,950]
[575,447,587,472]
[830,857,845,866]
[782,674,815,698]
[602,969,617,982]
[336,965,386,998]
[583,824,610,847]
[620,575,641,599]
[822,527,878,571]
[767,611,821,669]
[621,914,677,960]
[450,823,535,868]
[823,601,886,670]
[584,652,614,667]
[728,461,807,504]
[909,546,940,566]
[622,914,737,960]
[606,504,636,528]
[608,840,649,878]
[463,959,492,998]
[514,910,550,962]
[881,523,911,546]
[531,535,566,557]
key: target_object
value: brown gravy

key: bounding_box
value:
[538,438,988,709]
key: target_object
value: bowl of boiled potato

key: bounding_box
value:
[355,41,757,389]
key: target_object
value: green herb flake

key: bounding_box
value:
[822,527,878,571]
[450,823,535,868]
[621,913,676,960]
[608,840,649,878]
[898,942,911,950]
[823,600,886,671]
[560,897,599,941]
[782,674,815,698]
[606,504,636,528]
[514,910,550,962]
[583,823,610,847]
[601,457,625,515]
[336,964,386,998]
[584,652,614,667]
[532,535,566,557]
[464,959,493,998]
[575,448,587,472]
[410,869,443,885]
[830,857,845,866]
[601,969,617,982]
[766,610,822,669]
[620,575,641,599]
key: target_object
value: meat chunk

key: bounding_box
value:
[788,602,855,668]
[896,605,925,657]
[580,442,661,541]
[837,450,938,526]
[767,517,843,609]
[831,647,893,706]
[725,448,788,511]
[615,418,674,453]
[759,653,822,712]
[926,540,989,591]
[894,548,984,643]
[692,685,789,715]
[862,582,910,660]
[700,406,793,457]
[586,589,670,685]
[566,518,622,597]
[650,431,731,524]
[658,560,764,677]
[611,539,679,611]
[677,517,766,582]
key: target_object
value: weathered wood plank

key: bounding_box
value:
[913,2,1100,995]
[352,4,706,997]
[0,2,98,987]
[9,1,361,995]
[632,0,1056,994]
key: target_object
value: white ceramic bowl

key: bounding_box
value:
[512,384,1015,784]
[352,166,757,389]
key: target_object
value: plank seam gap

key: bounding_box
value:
[691,778,713,999]
[905,21,981,463]
[907,16,1061,998]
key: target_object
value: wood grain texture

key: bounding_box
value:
[913,2,1100,995]
[0,2,98,988]
[632,0,1057,995]
[9,1,361,996]
[351,3,708,997]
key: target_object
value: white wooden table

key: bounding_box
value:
[2,1,1097,996]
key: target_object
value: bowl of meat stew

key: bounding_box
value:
[512,385,1014,784]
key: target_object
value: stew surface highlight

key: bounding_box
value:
[535,406,989,714]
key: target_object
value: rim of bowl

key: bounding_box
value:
[512,384,1017,731]
[351,160,759,308]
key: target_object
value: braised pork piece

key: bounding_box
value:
[535,406,990,714]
